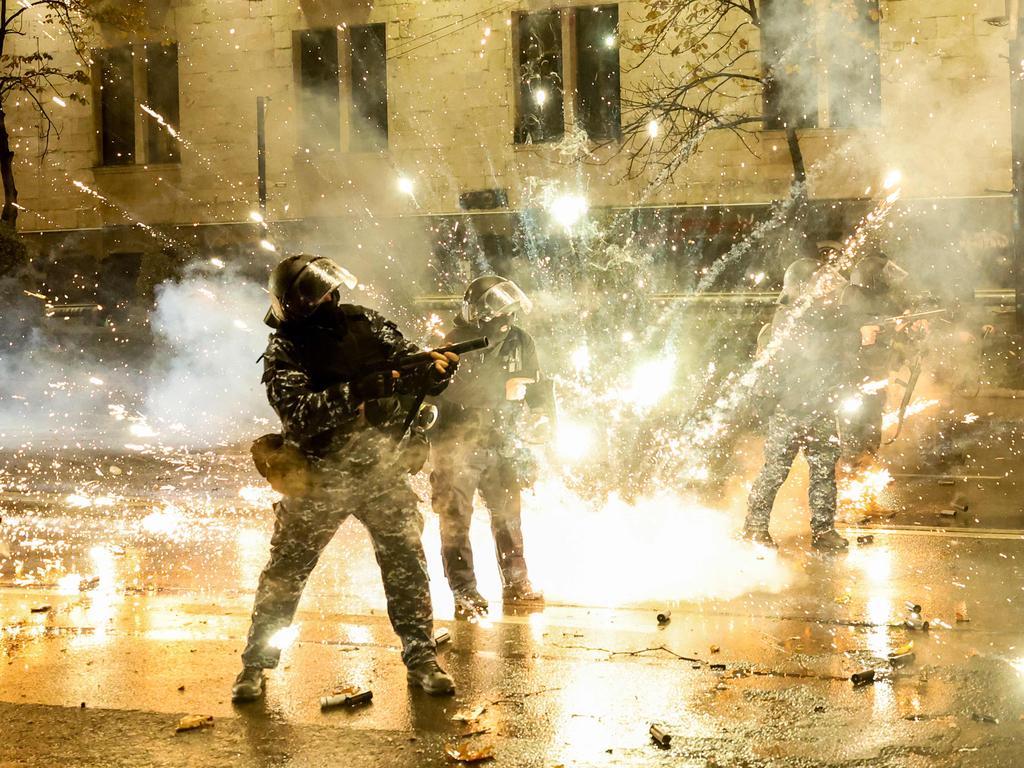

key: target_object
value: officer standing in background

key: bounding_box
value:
[744,256,872,551]
[430,275,550,619]
[840,253,912,462]
[232,254,460,702]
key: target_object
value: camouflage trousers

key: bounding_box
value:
[430,437,529,594]
[745,410,841,534]
[840,390,886,461]
[241,466,435,669]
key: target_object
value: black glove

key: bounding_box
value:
[350,371,397,401]
[397,360,457,396]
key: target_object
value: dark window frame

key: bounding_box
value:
[514,9,564,145]
[97,45,135,166]
[825,0,881,128]
[760,0,819,130]
[575,4,621,141]
[348,23,389,153]
[297,28,342,152]
[144,42,180,164]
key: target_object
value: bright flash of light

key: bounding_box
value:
[259,239,277,252]
[750,271,766,285]
[882,399,939,430]
[52,96,66,108]
[647,119,659,138]
[88,377,104,386]
[141,505,187,538]
[861,378,889,395]
[555,419,595,462]
[524,480,793,605]
[570,345,591,374]
[1010,657,1024,675]
[604,33,616,47]
[839,467,893,515]
[210,257,225,268]
[397,176,415,195]
[548,193,588,231]
[248,210,265,224]
[963,412,979,424]
[883,169,902,189]
[129,421,157,438]
[268,624,299,650]
[57,573,83,594]
[841,396,863,415]
[624,356,676,411]
[534,89,548,106]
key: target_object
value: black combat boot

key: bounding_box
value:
[407,659,456,695]
[231,666,265,702]
[742,526,777,549]
[453,588,489,620]
[812,529,849,551]
[502,581,544,605]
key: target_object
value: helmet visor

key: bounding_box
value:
[882,259,908,286]
[288,258,358,317]
[471,280,533,322]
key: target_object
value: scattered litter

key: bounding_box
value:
[971,713,999,725]
[904,601,922,614]
[955,602,970,622]
[434,628,451,645]
[889,651,916,667]
[951,495,969,513]
[177,685,185,692]
[939,508,957,517]
[937,478,955,486]
[320,690,372,710]
[30,605,52,613]
[891,641,914,657]
[709,663,727,671]
[443,742,495,763]
[649,724,672,748]
[851,669,876,686]
[452,705,486,723]
[80,576,101,591]
[905,616,930,632]
[175,714,214,733]
[856,535,874,545]
[656,610,671,624]
[834,594,851,605]
[709,645,720,654]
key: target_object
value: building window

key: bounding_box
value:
[515,10,563,144]
[298,29,341,152]
[760,0,819,130]
[98,46,135,166]
[145,43,180,163]
[825,0,881,128]
[575,5,620,141]
[349,23,388,152]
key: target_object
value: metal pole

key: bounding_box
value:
[256,97,268,214]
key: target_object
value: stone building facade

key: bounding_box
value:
[2,0,1014,307]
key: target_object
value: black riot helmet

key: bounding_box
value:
[461,275,533,324]
[779,257,820,305]
[849,254,907,294]
[268,254,357,323]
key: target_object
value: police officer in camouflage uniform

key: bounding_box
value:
[743,256,868,551]
[430,275,549,619]
[840,253,911,462]
[232,254,460,702]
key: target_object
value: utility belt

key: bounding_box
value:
[251,401,437,496]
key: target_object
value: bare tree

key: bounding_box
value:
[621,0,810,191]
[0,1,144,230]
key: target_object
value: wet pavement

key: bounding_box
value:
[3,391,1024,766]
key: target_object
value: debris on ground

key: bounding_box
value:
[856,535,874,545]
[175,714,214,733]
[452,705,486,723]
[709,644,721,654]
[444,742,495,763]
[29,605,51,613]
[971,713,999,724]
[955,601,970,622]
[320,688,373,710]
[434,628,452,645]
[851,669,876,686]
[649,723,672,748]
[939,508,957,517]
[656,610,671,624]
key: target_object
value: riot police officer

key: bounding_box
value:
[430,275,549,619]
[743,256,865,551]
[232,254,459,701]
[840,253,911,461]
